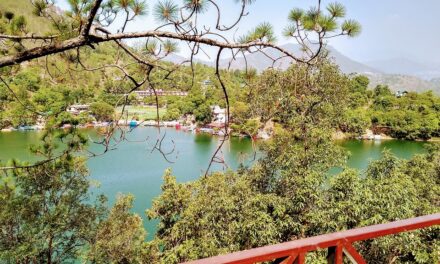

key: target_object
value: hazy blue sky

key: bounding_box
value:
[57,0,440,63]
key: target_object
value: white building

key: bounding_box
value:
[67,104,90,115]
[211,105,227,124]
[134,89,188,98]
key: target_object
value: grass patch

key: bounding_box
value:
[0,0,53,34]
[116,106,167,120]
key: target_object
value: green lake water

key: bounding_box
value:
[0,127,429,239]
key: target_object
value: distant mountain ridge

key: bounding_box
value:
[365,58,440,80]
[217,44,381,75]
[165,43,440,94]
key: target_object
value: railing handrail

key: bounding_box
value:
[183,213,440,264]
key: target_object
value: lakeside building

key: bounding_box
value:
[205,105,228,132]
[134,89,188,98]
[211,105,227,124]
[67,104,90,115]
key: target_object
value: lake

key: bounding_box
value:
[0,127,428,239]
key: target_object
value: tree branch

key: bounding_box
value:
[81,0,103,36]
[0,34,58,40]
[0,29,313,68]
[0,36,87,67]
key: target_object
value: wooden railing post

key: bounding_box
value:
[294,253,306,264]
[327,245,343,264]
[342,243,366,264]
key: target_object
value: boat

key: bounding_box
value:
[18,126,36,131]
[94,122,110,127]
[117,120,127,126]
[143,120,161,126]
[1,127,15,132]
[163,121,179,127]
[188,124,196,131]
[199,128,214,134]
[129,120,139,127]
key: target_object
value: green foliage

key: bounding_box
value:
[90,101,115,122]
[349,75,370,108]
[370,91,440,139]
[283,1,360,39]
[87,194,149,264]
[327,2,346,18]
[337,76,440,140]
[183,0,208,13]
[0,130,106,263]
[0,0,51,35]
[33,86,73,114]
[10,15,26,33]
[231,118,260,137]
[340,108,370,136]
[13,70,41,92]
[240,22,276,43]
[154,0,179,22]
[162,107,181,121]
[313,149,440,263]
[4,11,14,22]
[32,0,48,16]
[147,170,291,263]
[248,62,350,128]
[341,19,362,37]
[374,84,393,97]
[149,149,440,263]
[193,103,211,123]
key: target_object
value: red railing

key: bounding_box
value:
[183,213,440,264]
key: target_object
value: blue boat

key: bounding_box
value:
[129,120,138,127]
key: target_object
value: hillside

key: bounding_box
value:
[0,0,54,34]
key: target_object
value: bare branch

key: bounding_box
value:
[0,34,58,40]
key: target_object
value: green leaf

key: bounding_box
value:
[342,19,362,37]
[154,0,179,22]
[326,2,346,18]
[283,24,297,37]
[288,8,304,22]
[183,0,208,13]
[163,40,179,54]
[130,0,148,16]
[239,22,276,43]
[317,15,338,32]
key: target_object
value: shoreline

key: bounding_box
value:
[2,124,438,143]
[332,130,439,143]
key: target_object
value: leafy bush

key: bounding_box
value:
[90,102,115,122]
